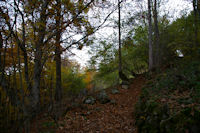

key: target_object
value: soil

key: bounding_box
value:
[56,76,145,133]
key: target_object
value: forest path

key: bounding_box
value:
[57,76,145,133]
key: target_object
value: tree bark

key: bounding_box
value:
[198,0,200,19]
[32,50,42,113]
[55,0,62,103]
[0,32,3,77]
[31,1,49,113]
[11,41,17,87]
[193,0,198,47]
[153,0,160,67]
[14,0,30,88]
[148,0,154,71]
[118,0,128,81]
[118,0,122,74]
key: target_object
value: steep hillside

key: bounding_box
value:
[135,60,200,133]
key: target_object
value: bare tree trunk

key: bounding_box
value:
[31,1,49,114]
[0,32,3,79]
[193,0,198,47]
[198,0,200,19]
[118,0,122,75]
[17,45,23,93]
[55,0,62,103]
[32,49,42,113]
[118,0,128,81]
[13,0,30,88]
[50,74,53,108]
[153,0,160,67]
[17,42,30,133]
[53,0,63,122]
[148,0,154,71]
[11,42,17,87]
[24,53,30,86]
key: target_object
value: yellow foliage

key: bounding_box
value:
[84,71,95,90]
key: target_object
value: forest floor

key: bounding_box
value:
[31,76,145,133]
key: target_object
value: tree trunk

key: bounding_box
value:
[198,0,200,19]
[148,0,154,71]
[32,49,42,113]
[31,1,49,114]
[0,32,3,78]
[118,0,128,81]
[21,10,30,89]
[23,52,30,87]
[11,42,17,87]
[193,0,198,47]
[153,0,160,67]
[118,0,122,75]
[17,42,30,133]
[55,0,62,103]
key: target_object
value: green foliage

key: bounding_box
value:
[167,12,200,58]
[89,30,149,89]
[122,40,148,74]
[135,59,200,132]
[62,67,86,95]
[44,60,86,96]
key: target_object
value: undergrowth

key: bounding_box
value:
[135,59,200,133]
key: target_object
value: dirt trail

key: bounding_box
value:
[57,76,145,133]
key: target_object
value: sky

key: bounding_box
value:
[70,0,192,68]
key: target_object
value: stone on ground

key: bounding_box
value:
[83,96,96,105]
[97,90,110,104]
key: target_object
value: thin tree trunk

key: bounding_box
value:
[54,0,63,122]
[153,0,160,67]
[11,40,17,88]
[118,0,128,81]
[193,0,198,47]
[198,0,200,19]
[21,14,30,89]
[17,42,24,107]
[55,0,62,103]
[0,32,3,80]
[13,0,30,88]
[148,0,153,71]
[118,0,122,75]
[50,74,53,109]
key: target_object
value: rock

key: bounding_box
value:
[122,85,129,89]
[121,80,129,85]
[83,96,96,105]
[111,89,119,94]
[87,111,91,115]
[97,90,110,104]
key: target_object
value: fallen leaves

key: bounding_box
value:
[57,76,145,133]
